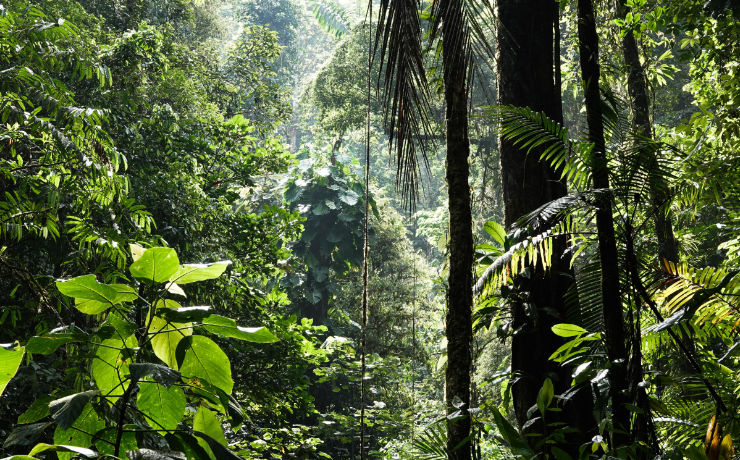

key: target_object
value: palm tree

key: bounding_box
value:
[495,0,596,454]
[577,0,630,445]
[372,0,494,455]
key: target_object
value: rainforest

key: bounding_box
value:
[0,0,738,458]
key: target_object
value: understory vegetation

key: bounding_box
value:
[0,0,738,458]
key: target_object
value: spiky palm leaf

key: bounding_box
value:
[308,0,350,38]
[651,262,740,328]
[474,190,607,298]
[373,0,496,205]
[483,105,594,190]
[412,419,448,459]
[373,0,434,206]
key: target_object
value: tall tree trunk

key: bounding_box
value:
[577,0,630,448]
[615,3,672,453]
[496,0,595,454]
[616,0,679,265]
[443,3,473,458]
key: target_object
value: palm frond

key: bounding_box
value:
[308,0,350,38]
[374,0,434,207]
[565,259,605,333]
[474,190,608,299]
[610,136,677,209]
[651,262,740,328]
[412,419,448,459]
[483,105,594,190]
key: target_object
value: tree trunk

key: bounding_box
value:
[443,3,473,458]
[577,0,630,448]
[616,0,679,265]
[496,0,595,455]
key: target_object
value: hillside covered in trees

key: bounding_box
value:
[0,0,738,458]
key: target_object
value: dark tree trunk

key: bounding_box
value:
[616,0,678,265]
[496,0,595,455]
[577,0,630,448]
[616,1,673,454]
[443,3,473,458]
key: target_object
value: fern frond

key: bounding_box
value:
[412,419,448,459]
[652,262,740,328]
[483,105,594,190]
[308,0,350,38]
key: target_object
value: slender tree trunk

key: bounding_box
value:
[577,0,630,448]
[496,0,595,455]
[443,3,473,458]
[616,0,678,265]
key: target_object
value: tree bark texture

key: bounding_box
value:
[443,3,473,458]
[496,0,595,454]
[616,0,679,265]
[577,0,630,447]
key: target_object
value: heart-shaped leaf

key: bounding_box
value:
[0,344,25,396]
[201,315,278,343]
[56,275,136,311]
[168,261,231,285]
[137,379,186,433]
[176,336,233,394]
[130,247,179,283]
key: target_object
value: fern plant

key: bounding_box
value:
[473,104,740,456]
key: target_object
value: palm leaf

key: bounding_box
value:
[308,0,350,38]
[374,0,434,207]
[483,105,594,190]
[412,419,448,459]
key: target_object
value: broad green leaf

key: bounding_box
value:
[106,311,137,339]
[3,422,52,448]
[56,275,136,311]
[130,243,146,262]
[91,336,136,402]
[484,221,506,246]
[137,379,186,433]
[165,433,211,459]
[49,391,98,430]
[312,202,329,215]
[149,300,193,369]
[149,315,192,369]
[129,363,181,387]
[339,190,359,206]
[195,432,243,459]
[551,323,588,337]
[92,426,137,456]
[214,388,245,427]
[0,344,25,396]
[129,247,180,283]
[176,336,233,394]
[158,305,212,322]
[73,282,137,314]
[167,282,187,297]
[27,443,96,458]
[26,327,87,354]
[52,402,105,460]
[17,395,54,424]
[536,377,554,417]
[193,407,227,446]
[201,315,278,343]
[169,261,231,285]
[492,408,532,454]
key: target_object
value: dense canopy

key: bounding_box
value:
[0,0,738,458]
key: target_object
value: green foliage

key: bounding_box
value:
[308,0,349,39]
[283,155,371,321]
[4,246,275,458]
